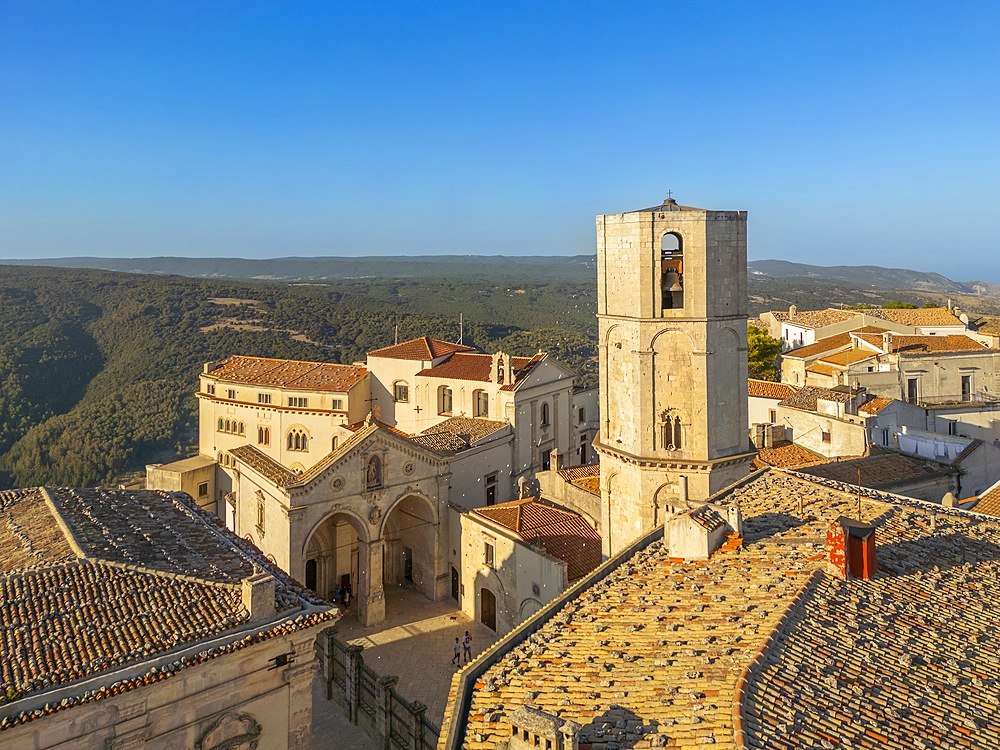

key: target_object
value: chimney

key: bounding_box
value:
[507,706,581,750]
[827,517,877,580]
[881,332,893,354]
[789,304,797,319]
[549,448,561,471]
[242,571,276,621]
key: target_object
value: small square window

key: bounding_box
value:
[332,398,344,411]
[288,396,308,408]
[822,429,831,443]
[394,383,409,403]
[206,383,216,395]
[197,482,209,499]
[226,388,236,400]
[258,393,272,405]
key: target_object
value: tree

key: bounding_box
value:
[748,325,782,381]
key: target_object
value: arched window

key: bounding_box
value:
[439,386,453,415]
[287,428,308,451]
[257,426,270,445]
[218,418,225,431]
[673,416,683,450]
[225,419,232,433]
[238,422,245,436]
[660,414,683,450]
[540,402,550,428]
[474,389,489,418]
[660,232,684,310]
[366,455,382,490]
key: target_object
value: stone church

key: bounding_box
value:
[148,337,597,626]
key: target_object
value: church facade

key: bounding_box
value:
[148,337,594,626]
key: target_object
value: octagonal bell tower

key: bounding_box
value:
[594,197,754,555]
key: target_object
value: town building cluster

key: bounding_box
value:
[4,195,1000,749]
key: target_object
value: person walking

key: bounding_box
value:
[462,630,473,663]
[452,637,461,668]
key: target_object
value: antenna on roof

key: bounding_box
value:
[458,313,464,345]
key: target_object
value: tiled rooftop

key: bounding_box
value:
[798,451,950,489]
[818,348,878,366]
[778,385,854,411]
[747,379,796,400]
[782,326,888,359]
[854,333,987,355]
[972,481,1000,518]
[419,417,510,445]
[752,441,826,470]
[454,470,1000,750]
[417,352,537,388]
[865,306,965,327]
[769,308,858,329]
[859,396,895,415]
[367,337,475,360]
[472,498,601,581]
[205,356,367,392]
[557,464,601,497]
[0,487,332,726]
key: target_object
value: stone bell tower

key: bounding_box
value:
[594,197,755,555]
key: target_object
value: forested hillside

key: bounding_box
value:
[0,266,598,488]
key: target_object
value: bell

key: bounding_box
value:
[663,271,683,293]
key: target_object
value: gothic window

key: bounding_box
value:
[439,386,453,415]
[257,426,270,445]
[366,455,382,490]
[660,232,684,310]
[287,428,309,451]
[660,413,683,450]
[673,416,683,450]
[474,389,489,418]
[218,418,225,431]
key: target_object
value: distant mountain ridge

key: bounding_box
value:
[747,259,1000,296]
[0,255,996,293]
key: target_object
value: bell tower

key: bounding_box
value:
[594,197,754,555]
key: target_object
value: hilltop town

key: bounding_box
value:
[3,199,1000,750]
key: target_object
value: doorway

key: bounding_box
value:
[451,566,459,601]
[480,588,497,631]
[403,546,413,583]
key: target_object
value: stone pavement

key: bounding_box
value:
[334,584,499,726]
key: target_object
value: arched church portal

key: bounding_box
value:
[304,512,366,603]
[382,494,438,601]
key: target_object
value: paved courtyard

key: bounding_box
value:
[329,584,500,726]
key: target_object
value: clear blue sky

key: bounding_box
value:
[2,1,998,280]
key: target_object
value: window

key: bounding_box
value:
[439,386,453,415]
[948,421,959,436]
[541,450,551,471]
[287,429,309,451]
[197,482,209,499]
[331,436,339,452]
[660,232,684,310]
[366,455,382,489]
[394,382,409,403]
[484,541,495,567]
[258,393,272,405]
[217,420,245,435]
[257,426,270,445]
[660,414,683,450]
[579,436,589,464]
[474,389,489,418]
[332,398,344,411]
[822,429,831,443]
[578,407,586,423]
[768,409,777,423]
[962,374,972,402]
[485,472,498,506]
[206,383,216,395]
[907,378,919,404]
[540,402,550,428]
[256,491,266,535]
[882,428,891,445]
[288,396,309,408]
[226,389,236,400]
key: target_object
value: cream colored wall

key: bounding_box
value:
[0,623,323,750]
[776,405,867,459]
[145,462,215,509]
[365,355,428,431]
[459,513,567,636]
[447,438,516,510]
[748,396,782,429]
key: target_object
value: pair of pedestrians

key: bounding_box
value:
[451,631,473,668]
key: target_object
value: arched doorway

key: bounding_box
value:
[382,494,438,600]
[304,512,366,604]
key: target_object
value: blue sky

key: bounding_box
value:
[2,1,998,280]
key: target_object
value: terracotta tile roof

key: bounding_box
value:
[345,417,410,437]
[416,352,535,387]
[973,480,1000,517]
[890,334,986,354]
[747,317,767,330]
[367,337,475,360]
[768,308,858,329]
[453,469,1000,750]
[798,451,950,489]
[0,487,331,721]
[687,504,727,531]
[557,464,601,496]
[973,316,1000,337]
[472,498,601,581]
[747,379,796,400]
[206,356,367,392]
[804,362,838,377]
[818,348,878,366]
[782,326,888,359]
[779,385,853,410]
[865,306,965,327]
[418,417,509,444]
[859,396,895,415]
[752,441,826,470]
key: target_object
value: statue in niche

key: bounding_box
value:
[366,455,382,490]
